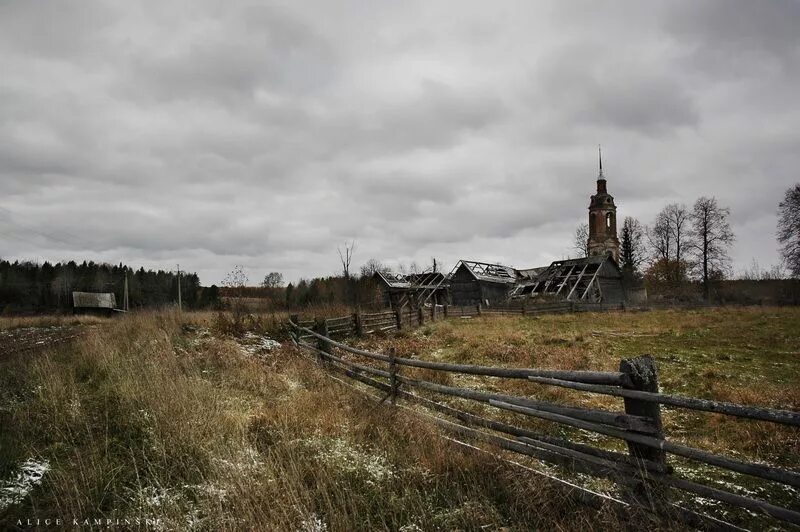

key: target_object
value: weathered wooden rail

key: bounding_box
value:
[290,301,628,343]
[287,318,800,528]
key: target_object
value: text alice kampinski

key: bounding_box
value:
[15,517,163,527]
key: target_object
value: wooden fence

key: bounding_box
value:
[291,302,629,341]
[286,318,800,528]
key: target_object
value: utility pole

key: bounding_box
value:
[124,270,129,311]
[177,264,182,311]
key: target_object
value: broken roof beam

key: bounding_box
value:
[565,262,590,301]
[554,264,577,296]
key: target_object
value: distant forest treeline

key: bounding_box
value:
[220,276,383,310]
[0,260,220,313]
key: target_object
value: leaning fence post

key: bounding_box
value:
[430,304,436,322]
[417,307,424,326]
[354,309,364,337]
[388,347,397,405]
[315,317,330,364]
[620,356,666,465]
[395,308,403,331]
[290,314,299,342]
[443,304,449,318]
[476,303,482,316]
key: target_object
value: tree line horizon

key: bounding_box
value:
[2,184,798,312]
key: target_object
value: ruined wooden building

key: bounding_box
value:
[448,261,520,306]
[374,153,633,308]
[373,270,448,309]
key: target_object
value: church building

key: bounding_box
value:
[587,148,620,262]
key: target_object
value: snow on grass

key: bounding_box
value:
[296,432,396,486]
[297,512,328,532]
[0,459,50,511]
[213,446,263,475]
[239,332,282,357]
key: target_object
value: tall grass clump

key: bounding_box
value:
[1,310,651,530]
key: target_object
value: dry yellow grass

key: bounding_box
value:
[1,310,668,530]
[348,306,800,526]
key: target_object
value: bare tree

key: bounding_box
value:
[665,203,691,280]
[647,210,672,262]
[777,184,800,277]
[223,265,248,290]
[337,240,357,280]
[573,223,589,258]
[619,216,644,278]
[360,258,390,278]
[647,204,691,281]
[690,196,734,300]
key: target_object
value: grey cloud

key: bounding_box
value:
[0,0,795,283]
[532,44,700,136]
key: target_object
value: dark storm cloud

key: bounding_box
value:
[1,0,797,283]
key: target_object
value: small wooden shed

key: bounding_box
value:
[72,291,117,316]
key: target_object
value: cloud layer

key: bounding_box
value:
[1,0,798,284]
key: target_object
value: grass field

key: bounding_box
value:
[0,306,797,530]
[347,306,800,525]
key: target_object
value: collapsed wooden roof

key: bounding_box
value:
[454,260,519,284]
[510,255,621,302]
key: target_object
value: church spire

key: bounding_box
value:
[596,145,607,194]
[598,144,604,179]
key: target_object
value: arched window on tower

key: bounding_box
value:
[606,213,612,229]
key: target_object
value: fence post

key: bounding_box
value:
[521,299,527,316]
[430,304,436,322]
[315,317,331,364]
[388,347,397,405]
[417,307,424,326]
[395,308,403,331]
[476,303,482,316]
[620,356,666,465]
[290,314,299,342]
[443,304,449,318]
[354,309,364,337]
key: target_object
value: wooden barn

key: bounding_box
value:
[511,255,626,304]
[72,291,118,316]
[372,271,449,309]
[449,260,520,306]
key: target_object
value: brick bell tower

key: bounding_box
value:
[587,146,620,262]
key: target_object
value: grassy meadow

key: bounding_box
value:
[0,310,648,531]
[349,306,800,524]
[0,306,797,530]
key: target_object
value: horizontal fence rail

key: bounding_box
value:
[286,318,800,528]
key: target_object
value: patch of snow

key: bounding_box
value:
[0,459,50,511]
[213,446,263,474]
[298,512,328,532]
[297,433,395,486]
[239,332,282,356]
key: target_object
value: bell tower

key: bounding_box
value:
[587,146,620,262]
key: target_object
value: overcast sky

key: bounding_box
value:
[1,1,798,285]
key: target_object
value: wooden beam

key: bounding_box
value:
[554,265,576,296]
[565,263,590,301]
